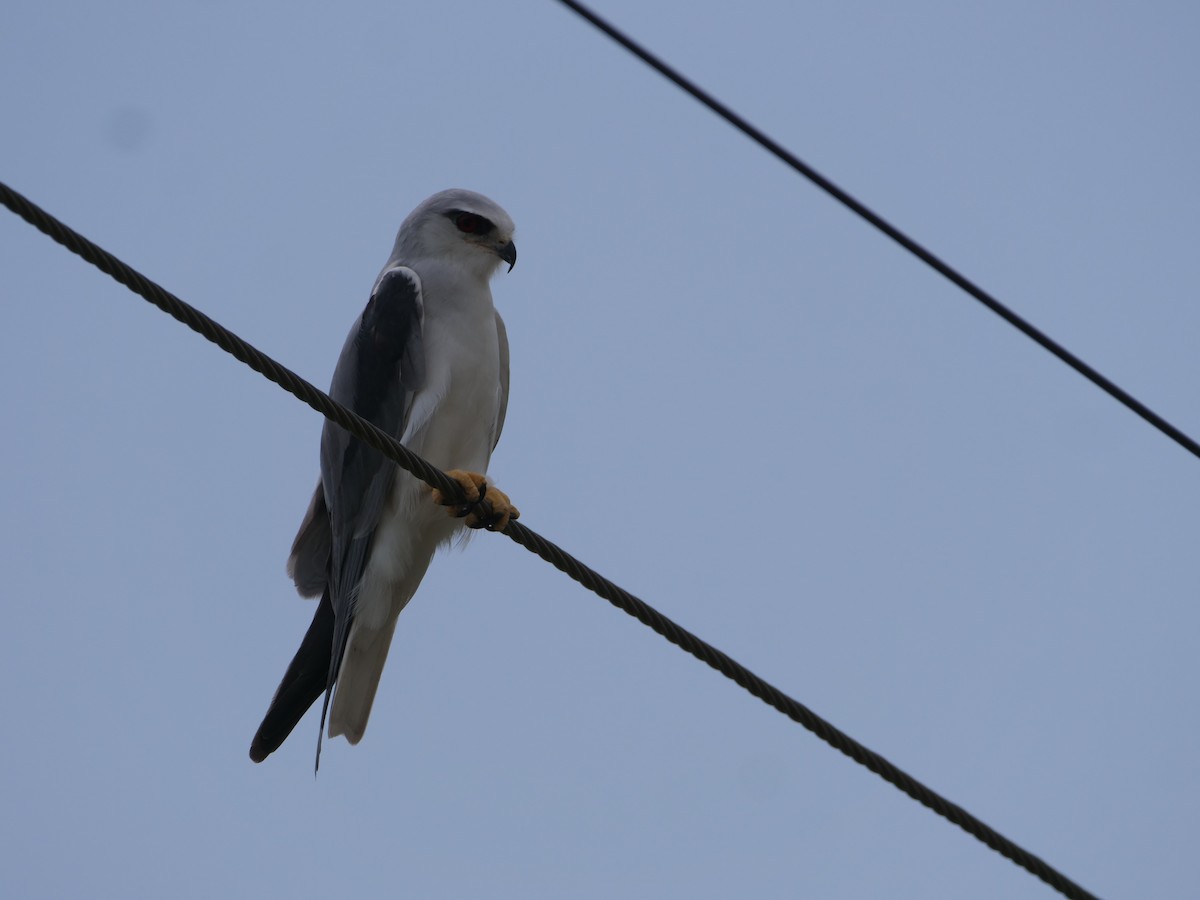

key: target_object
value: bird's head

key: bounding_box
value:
[391,189,517,279]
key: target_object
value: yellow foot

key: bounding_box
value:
[431,470,520,532]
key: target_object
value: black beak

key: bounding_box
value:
[498,240,517,272]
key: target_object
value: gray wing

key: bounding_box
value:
[286,266,425,605]
[252,265,424,764]
[492,310,510,451]
[324,265,425,634]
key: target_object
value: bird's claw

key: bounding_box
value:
[432,470,520,532]
[431,470,482,518]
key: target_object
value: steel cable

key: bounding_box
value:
[553,0,1200,465]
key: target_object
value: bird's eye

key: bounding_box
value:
[454,212,493,235]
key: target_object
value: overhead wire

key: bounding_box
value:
[1,181,1100,900]
[552,0,1200,463]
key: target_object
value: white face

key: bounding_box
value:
[399,190,517,279]
[438,208,517,276]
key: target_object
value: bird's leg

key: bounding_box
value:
[431,470,520,532]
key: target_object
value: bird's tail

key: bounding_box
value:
[327,615,399,745]
[249,589,334,763]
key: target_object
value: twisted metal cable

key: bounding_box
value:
[1,181,1099,900]
[554,0,1200,465]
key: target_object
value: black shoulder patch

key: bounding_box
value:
[353,267,424,421]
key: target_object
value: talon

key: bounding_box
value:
[431,470,517,531]
[431,470,484,514]
[465,485,518,532]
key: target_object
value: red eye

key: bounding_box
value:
[452,212,495,236]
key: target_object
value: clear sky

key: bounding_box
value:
[2,2,1198,898]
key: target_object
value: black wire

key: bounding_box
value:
[0,180,1101,900]
[553,0,1200,464]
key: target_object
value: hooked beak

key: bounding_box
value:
[497,240,517,272]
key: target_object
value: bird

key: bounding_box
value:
[249,189,520,767]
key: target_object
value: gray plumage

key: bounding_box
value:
[251,189,517,766]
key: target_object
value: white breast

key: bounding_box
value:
[403,301,501,474]
[351,281,503,630]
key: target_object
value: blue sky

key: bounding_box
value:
[2,2,1198,898]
